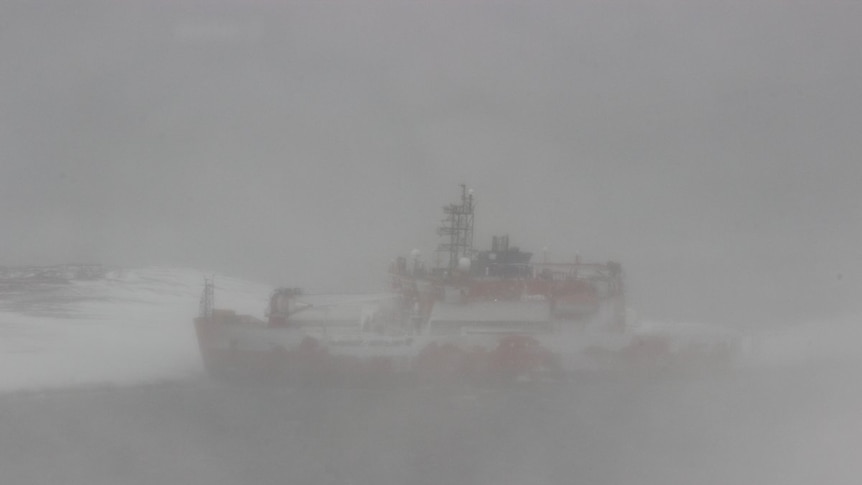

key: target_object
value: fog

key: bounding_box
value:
[1,368,859,485]
[0,266,859,485]
[3,0,860,325]
[1,1,861,484]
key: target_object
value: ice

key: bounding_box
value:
[0,266,272,393]
[1,263,859,394]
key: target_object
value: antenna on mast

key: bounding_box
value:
[436,184,475,274]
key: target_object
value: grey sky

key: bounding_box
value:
[2,1,860,326]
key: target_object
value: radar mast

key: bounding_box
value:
[436,184,475,274]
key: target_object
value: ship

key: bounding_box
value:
[194,185,740,383]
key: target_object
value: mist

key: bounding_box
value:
[3,0,860,325]
[1,2,861,484]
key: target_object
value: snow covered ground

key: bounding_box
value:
[0,266,272,392]
[1,265,861,485]
[0,264,859,393]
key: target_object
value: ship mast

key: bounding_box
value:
[436,184,475,274]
